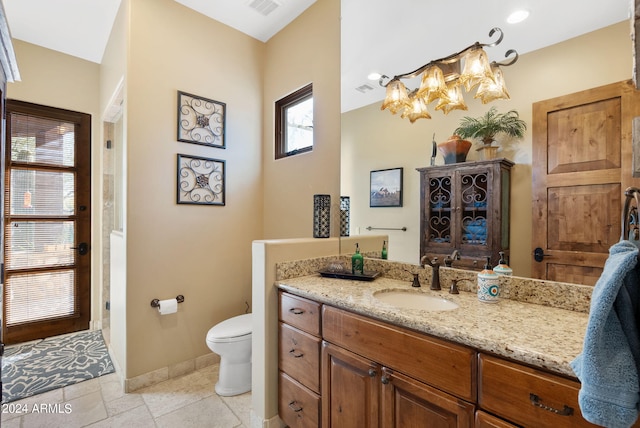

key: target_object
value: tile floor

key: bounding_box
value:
[1,364,251,427]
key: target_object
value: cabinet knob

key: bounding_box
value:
[381,375,390,384]
[368,368,376,377]
[288,401,303,413]
[289,349,304,358]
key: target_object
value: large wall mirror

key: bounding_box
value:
[339,0,632,284]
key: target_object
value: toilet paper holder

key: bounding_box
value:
[150,295,185,308]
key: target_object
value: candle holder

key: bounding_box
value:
[340,196,350,237]
[313,194,331,238]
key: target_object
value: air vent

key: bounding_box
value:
[248,0,280,16]
[355,84,374,93]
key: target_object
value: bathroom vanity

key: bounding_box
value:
[276,271,632,428]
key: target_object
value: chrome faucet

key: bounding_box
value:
[444,249,461,267]
[420,255,441,290]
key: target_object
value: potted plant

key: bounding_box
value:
[453,107,527,159]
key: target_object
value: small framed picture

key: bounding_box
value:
[177,91,226,148]
[370,167,403,207]
[177,154,225,205]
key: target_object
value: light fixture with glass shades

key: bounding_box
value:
[378,27,518,123]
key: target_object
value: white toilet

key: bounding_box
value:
[206,313,252,396]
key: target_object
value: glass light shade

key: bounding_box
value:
[434,82,467,114]
[475,65,510,104]
[439,61,461,83]
[417,66,449,104]
[401,92,431,123]
[459,48,494,92]
[381,79,409,114]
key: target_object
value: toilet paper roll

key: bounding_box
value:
[157,298,178,315]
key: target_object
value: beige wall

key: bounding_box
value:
[124,0,264,378]
[7,39,104,330]
[262,0,341,239]
[341,21,633,276]
[5,0,341,388]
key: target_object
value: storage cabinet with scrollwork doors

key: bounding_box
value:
[417,158,513,269]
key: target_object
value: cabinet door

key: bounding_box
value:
[422,170,455,253]
[321,341,379,428]
[458,168,492,255]
[380,368,474,428]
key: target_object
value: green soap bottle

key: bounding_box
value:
[352,243,364,275]
[381,240,388,260]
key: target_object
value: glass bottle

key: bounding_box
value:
[381,240,388,260]
[352,243,364,275]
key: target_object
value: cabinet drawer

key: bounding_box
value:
[475,410,518,428]
[322,305,476,401]
[279,322,321,393]
[279,292,321,336]
[478,354,599,428]
[279,371,320,428]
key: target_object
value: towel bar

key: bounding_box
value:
[366,226,407,232]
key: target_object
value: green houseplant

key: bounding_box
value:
[453,107,527,159]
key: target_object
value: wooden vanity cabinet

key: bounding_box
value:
[278,291,623,428]
[278,292,322,428]
[321,306,476,428]
[417,159,513,269]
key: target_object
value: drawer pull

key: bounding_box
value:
[529,393,574,416]
[289,349,304,358]
[289,308,305,315]
[288,401,303,412]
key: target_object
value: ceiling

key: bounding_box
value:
[0,0,631,112]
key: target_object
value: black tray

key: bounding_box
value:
[318,270,380,281]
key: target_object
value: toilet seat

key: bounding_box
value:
[207,313,252,344]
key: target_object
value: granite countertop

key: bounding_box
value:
[276,274,588,378]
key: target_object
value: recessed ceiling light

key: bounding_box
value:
[507,9,529,24]
[367,72,382,81]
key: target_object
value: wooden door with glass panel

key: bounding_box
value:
[3,100,91,344]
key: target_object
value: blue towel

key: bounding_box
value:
[571,240,640,428]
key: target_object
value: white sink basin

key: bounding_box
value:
[373,290,459,311]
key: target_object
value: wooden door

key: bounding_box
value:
[3,100,91,344]
[532,81,640,285]
[380,367,474,428]
[321,341,380,428]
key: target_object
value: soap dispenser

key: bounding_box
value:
[477,256,500,303]
[381,240,388,260]
[493,252,512,276]
[352,243,364,275]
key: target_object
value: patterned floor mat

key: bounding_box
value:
[1,330,114,403]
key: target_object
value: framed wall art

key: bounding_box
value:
[177,91,226,149]
[370,167,403,207]
[177,154,225,205]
